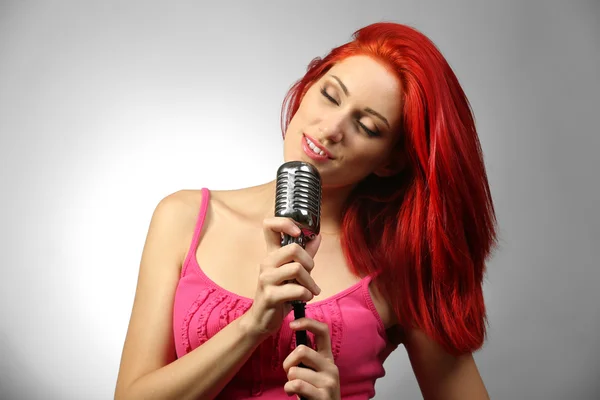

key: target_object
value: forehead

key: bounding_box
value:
[323,55,402,119]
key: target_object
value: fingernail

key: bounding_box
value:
[316,286,322,295]
[290,320,299,328]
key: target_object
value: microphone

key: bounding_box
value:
[275,160,322,353]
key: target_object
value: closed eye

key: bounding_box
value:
[320,87,339,105]
[358,122,379,137]
[320,86,380,138]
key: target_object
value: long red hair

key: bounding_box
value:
[281,22,498,356]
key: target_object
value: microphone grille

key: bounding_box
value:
[275,161,321,235]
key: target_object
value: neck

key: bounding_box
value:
[251,180,354,236]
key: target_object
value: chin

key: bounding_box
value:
[283,147,309,164]
[282,153,303,164]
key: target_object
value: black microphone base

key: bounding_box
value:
[292,301,308,348]
[292,302,309,400]
[282,233,314,400]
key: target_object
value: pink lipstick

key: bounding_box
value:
[302,134,332,162]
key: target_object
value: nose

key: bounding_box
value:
[319,122,343,144]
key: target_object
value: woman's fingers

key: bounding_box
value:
[262,217,301,254]
[289,318,334,358]
[262,216,322,259]
[283,378,320,400]
[261,242,315,273]
[282,318,341,399]
[283,319,336,372]
[286,365,336,394]
[262,262,321,296]
[304,233,321,259]
[247,217,323,338]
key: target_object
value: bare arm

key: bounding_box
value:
[114,192,321,400]
[404,328,490,400]
[114,191,265,400]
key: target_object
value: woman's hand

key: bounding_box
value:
[241,217,322,339]
[283,318,341,400]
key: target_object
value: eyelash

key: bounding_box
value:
[319,87,380,138]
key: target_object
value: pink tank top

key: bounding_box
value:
[172,188,399,399]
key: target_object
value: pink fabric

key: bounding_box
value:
[172,188,398,399]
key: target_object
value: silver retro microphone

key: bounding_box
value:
[275,161,322,353]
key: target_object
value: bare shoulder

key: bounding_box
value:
[153,185,269,245]
[155,189,204,215]
[155,186,267,258]
[202,184,273,224]
[148,189,207,264]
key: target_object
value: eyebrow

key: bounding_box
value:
[330,75,390,128]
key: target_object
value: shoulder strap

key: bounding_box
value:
[181,188,210,277]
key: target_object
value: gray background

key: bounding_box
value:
[1,0,598,399]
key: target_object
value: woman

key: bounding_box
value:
[115,22,497,399]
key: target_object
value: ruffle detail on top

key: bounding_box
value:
[181,287,215,353]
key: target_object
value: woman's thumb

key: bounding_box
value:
[304,233,322,258]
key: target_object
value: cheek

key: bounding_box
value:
[347,145,391,169]
[287,104,309,134]
[285,111,303,138]
[349,143,385,160]
[295,90,323,121]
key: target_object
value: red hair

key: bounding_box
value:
[281,22,498,356]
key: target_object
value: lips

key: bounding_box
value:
[303,134,334,159]
[301,135,330,162]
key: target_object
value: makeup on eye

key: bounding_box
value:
[320,86,339,105]
[327,75,391,128]
[357,120,379,137]
[320,85,382,137]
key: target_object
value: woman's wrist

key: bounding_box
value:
[237,312,271,343]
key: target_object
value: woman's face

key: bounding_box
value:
[283,55,404,189]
